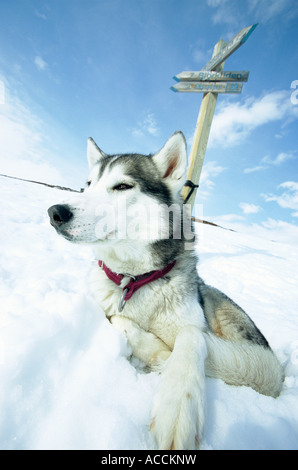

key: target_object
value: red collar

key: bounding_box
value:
[98,259,176,311]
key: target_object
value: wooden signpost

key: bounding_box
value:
[173,70,249,82]
[172,81,243,94]
[201,24,257,72]
[172,24,258,209]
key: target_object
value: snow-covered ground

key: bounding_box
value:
[0,177,298,450]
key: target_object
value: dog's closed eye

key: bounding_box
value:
[113,183,134,191]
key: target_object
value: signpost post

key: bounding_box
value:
[172,24,258,210]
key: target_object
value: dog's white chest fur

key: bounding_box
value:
[90,261,204,349]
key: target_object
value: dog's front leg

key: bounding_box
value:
[150,325,207,450]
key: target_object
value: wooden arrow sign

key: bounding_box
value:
[173,70,249,82]
[171,81,243,93]
[172,25,258,210]
[202,24,257,71]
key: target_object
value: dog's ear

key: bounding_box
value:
[87,137,106,168]
[153,132,187,191]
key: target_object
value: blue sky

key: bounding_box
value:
[0,0,298,240]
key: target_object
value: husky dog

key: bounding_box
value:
[48,132,284,450]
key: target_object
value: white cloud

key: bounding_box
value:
[145,114,159,136]
[209,214,298,246]
[35,9,47,20]
[209,91,298,148]
[188,37,210,67]
[34,56,48,71]
[244,151,296,173]
[198,160,226,199]
[207,0,298,26]
[248,0,298,23]
[239,202,261,214]
[0,80,4,104]
[0,76,63,184]
[244,165,266,174]
[260,218,298,243]
[210,213,245,223]
[261,152,296,165]
[281,182,298,191]
[206,0,228,6]
[192,48,207,64]
[132,113,159,137]
[200,161,225,189]
[263,181,298,217]
[206,0,238,26]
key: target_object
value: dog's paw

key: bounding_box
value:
[110,315,172,369]
[110,315,131,335]
[150,346,205,450]
[150,372,204,450]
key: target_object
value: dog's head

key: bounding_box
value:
[48,132,188,247]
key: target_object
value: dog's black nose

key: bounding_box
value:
[48,204,73,226]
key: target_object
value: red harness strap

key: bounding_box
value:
[98,259,176,311]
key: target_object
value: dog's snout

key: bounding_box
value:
[48,204,73,226]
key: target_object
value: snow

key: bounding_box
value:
[0,177,298,450]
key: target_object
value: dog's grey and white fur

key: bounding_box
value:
[48,132,284,450]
